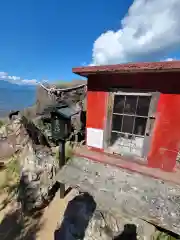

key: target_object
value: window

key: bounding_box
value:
[112,95,151,135]
[110,93,152,157]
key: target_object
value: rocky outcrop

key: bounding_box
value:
[0,117,23,163]
[20,82,86,120]
[0,113,59,211]
[18,143,58,212]
[35,83,86,116]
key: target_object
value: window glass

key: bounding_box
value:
[134,117,147,135]
[122,116,134,134]
[124,96,137,114]
[112,114,123,131]
[136,96,151,116]
[113,95,125,114]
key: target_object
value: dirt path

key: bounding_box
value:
[0,189,77,240]
[37,190,77,240]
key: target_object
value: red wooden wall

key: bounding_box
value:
[148,94,180,171]
[86,91,108,130]
[86,91,108,151]
[86,72,180,171]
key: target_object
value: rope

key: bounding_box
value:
[37,82,87,103]
[38,82,87,95]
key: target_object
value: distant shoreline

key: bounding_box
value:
[0,83,36,118]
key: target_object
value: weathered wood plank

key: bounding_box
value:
[56,157,180,235]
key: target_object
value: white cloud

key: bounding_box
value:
[160,57,178,62]
[92,0,180,65]
[0,71,38,85]
[21,79,37,85]
[164,58,175,62]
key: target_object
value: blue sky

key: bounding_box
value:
[0,0,180,85]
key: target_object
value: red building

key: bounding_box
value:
[72,61,180,178]
[54,61,180,235]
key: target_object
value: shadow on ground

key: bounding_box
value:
[0,180,61,240]
[113,224,137,240]
[54,192,138,240]
[54,192,96,240]
[0,209,44,240]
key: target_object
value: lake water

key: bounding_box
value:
[0,84,36,117]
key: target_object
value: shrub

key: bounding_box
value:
[0,119,4,128]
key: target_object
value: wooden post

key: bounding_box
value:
[59,140,66,198]
[59,182,66,198]
[59,140,66,168]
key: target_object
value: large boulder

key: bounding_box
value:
[16,115,59,212]
[35,83,86,116]
[18,142,58,212]
[0,116,23,164]
[0,113,58,212]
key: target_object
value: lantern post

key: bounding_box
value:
[50,105,78,198]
